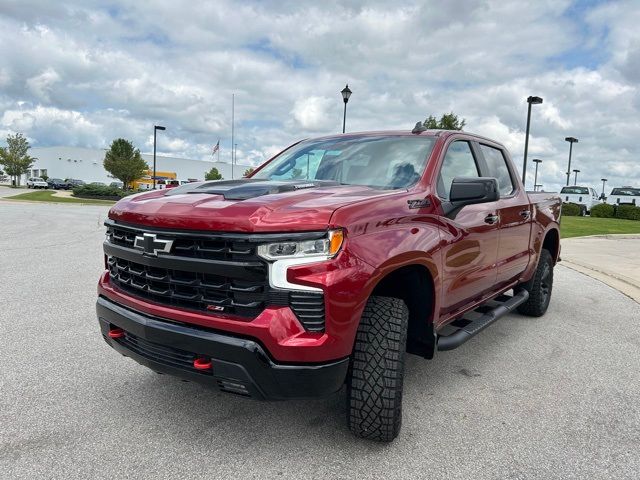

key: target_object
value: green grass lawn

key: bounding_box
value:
[561,216,640,238]
[4,190,116,205]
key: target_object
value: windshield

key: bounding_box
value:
[560,186,589,194]
[252,135,436,189]
[611,188,640,196]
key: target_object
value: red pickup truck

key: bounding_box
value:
[97,128,561,442]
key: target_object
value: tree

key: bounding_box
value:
[103,138,148,189]
[243,167,255,177]
[205,167,223,180]
[423,112,466,130]
[0,133,35,186]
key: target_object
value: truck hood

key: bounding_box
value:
[108,179,399,232]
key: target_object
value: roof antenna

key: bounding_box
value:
[412,121,427,134]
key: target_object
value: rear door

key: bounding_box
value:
[476,143,532,287]
[436,140,500,318]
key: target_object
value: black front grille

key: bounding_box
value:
[104,221,326,331]
[116,331,209,375]
[109,224,259,261]
[108,256,269,318]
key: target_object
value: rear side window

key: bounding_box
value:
[480,144,515,196]
[437,141,480,199]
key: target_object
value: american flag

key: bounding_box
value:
[212,140,219,156]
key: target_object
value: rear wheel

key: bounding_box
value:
[346,296,408,442]
[516,249,554,317]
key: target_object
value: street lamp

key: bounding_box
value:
[522,95,543,186]
[573,169,580,185]
[601,178,608,200]
[565,136,578,186]
[532,158,542,191]
[341,84,352,134]
[153,125,166,189]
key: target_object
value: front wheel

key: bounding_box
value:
[516,249,554,317]
[346,296,408,442]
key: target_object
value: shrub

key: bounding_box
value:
[561,202,581,216]
[72,184,132,200]
[615,204,640,221]
[589,203,615,218]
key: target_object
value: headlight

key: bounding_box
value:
[257,229,344,261]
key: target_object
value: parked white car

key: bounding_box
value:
[560,186,600,215]
[607,187,640,206]
[26,177,49,189]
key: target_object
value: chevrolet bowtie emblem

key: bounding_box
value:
[133,233,174,257]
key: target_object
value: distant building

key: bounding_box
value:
[20,146,251,184]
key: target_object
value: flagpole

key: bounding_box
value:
[231,93,235,179]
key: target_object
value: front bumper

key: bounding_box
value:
[97,296,349,400]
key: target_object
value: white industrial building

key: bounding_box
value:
[19,146,252,185]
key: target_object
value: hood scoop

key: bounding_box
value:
[166,179,339,201]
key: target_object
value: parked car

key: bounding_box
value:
[607,187,640,206]
[165,179,191,188]
[66,179,86,187]
[109,181,124,189]
[47,178,72,190]
[26,177,49,189]
[90,182,107,187]
[97,128,561,442]
[559,185,600,215]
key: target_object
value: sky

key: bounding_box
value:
[0,0,639,192]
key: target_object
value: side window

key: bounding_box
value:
[437,141,480,199]
[480,144,515,196]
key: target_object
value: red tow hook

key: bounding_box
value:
[193,357,213,371]
[108,327,125,339]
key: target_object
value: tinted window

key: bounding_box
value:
[560,186,589,194]
[437,141,480,199]
[253,136,436,190]
[611,188,640,196]
[480,144,515,196]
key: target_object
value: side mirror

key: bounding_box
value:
[444,177,500,218]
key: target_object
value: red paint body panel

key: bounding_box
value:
[99,130,561,363]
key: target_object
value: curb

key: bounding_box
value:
[562,233,640,240]
[0,197,114,207]
[560,260,640,304]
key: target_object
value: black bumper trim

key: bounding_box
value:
[96,296,348,400]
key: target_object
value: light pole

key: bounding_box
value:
[153,125,166,189]
[601,178,608,199]
[532,158,542,191]
[522,96,543,186]
[341,84,352,134]
[565,136,578,186]
[573,169,580,185]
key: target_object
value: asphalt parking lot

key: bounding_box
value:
[1,201,639,479]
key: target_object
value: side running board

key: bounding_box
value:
[437,290,529,351]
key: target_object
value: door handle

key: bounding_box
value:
[484,214,499,225]
[519,209,531,219]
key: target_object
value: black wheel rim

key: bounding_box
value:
[540,263,552,305]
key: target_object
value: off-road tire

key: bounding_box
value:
[516,248,554,317]
[346,296,409,442]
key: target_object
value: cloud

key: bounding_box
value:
[0,0,638,192]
